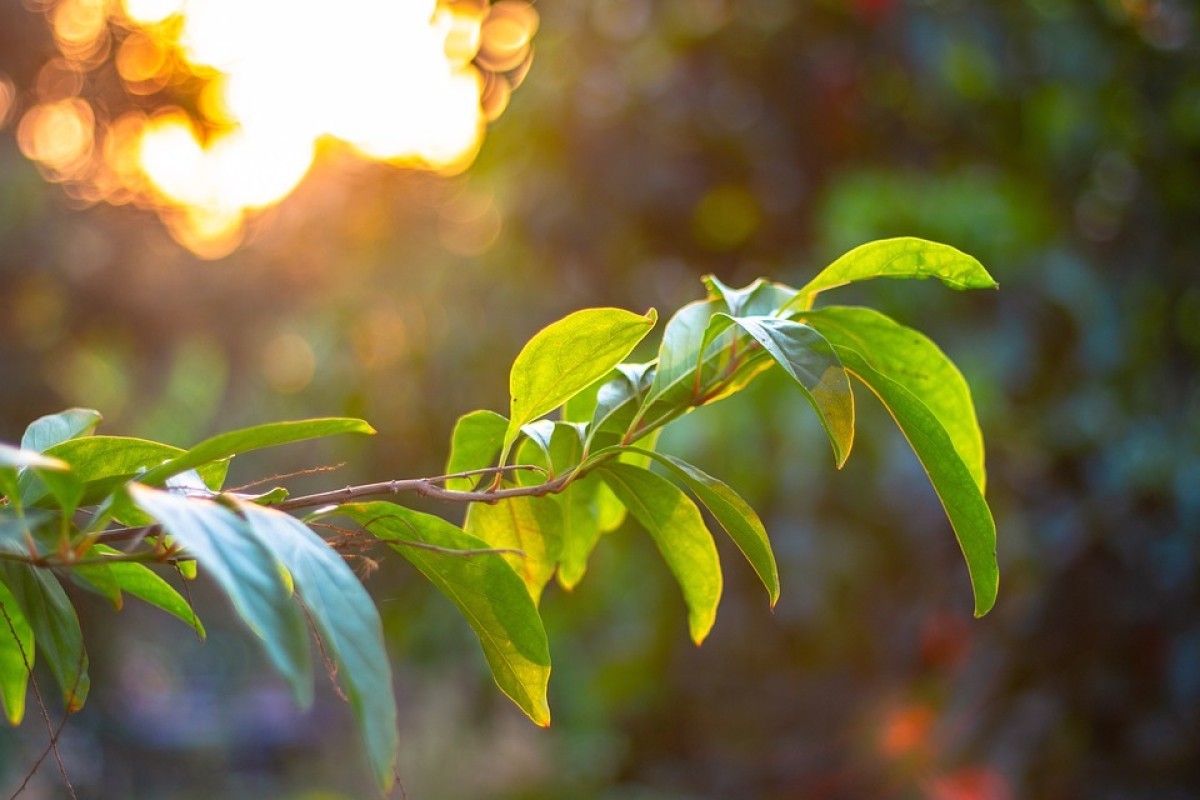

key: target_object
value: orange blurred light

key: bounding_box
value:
[19,0,538,257]
[879,703,935,760]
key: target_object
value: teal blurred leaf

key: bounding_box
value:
[235,502,397,792]
[128,485,314,703]
[21,409,102,454]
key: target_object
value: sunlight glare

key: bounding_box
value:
[19,0,538,256]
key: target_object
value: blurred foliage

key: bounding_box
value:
[1,0,1198,797]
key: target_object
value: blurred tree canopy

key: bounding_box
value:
[0,0,1198,797]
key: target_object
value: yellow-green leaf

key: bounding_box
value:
[338,502,552,726]
[597,462,722,645]
[790,237,998,310]
[805,306,986,491]
[504,307,657,460]
[832,346,998,617]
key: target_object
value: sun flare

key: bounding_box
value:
[15,0,537,257]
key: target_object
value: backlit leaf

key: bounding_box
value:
[610,447,778,607]
[138,418,375,486]
[0,577,34,725]
[338,502,551,726]
[504,307,657,460]
[804,305,986,491]
[445,410,508,491]
[597,462,722,645]
[790,237,998,310]
[831,346,998,617]
[90,545,205,637]
[466,494,562,604]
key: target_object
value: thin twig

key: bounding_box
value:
[226,463,347,492]
[274,464,565,512]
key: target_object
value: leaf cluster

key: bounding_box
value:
[0,237,997,793]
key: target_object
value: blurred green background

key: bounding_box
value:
[2,0,1199,797]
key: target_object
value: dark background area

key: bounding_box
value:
[1,0,1198,797]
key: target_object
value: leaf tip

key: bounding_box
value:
[644,307,658,325]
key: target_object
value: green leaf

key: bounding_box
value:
[26,437,228,508]
[337,502,551,726]
[0,577,34,725]
[804,306,986,491]
[234,502,397,792]
[610,447,779,607]
[68,561,123,609]
[128,485,314,703]
[790,237,998,310]
[504,307,658,460]
[643,300,720,410]
[138,418,376,486]
[0,562,89,712]
[89,545,205,637]
[830,346,998,617]
[445,410,508,491]
[589,362,655,442]
[21,409,102,454]
[554,473,607,590]
[716,315,855,468]
[466,495,562,604]
[596,462,722,645]
[703,275,796,317]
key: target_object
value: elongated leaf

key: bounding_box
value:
[597,462,722,644]
[25,437,227,508]
[21,409,102,454]
[790,238,998,310]
[89,545,205,637]
[337,502,551,725]
[138,418,375,486]
[504,307,658,459]
[445,410,508,491]
[643,300,720,409]
[466,495,562,604]
[804,306,986,491]
[610,447,778,607]
[832,346,998,617]
[703,275,796,317]
[235,502,397,791]
[0,577,34,725]
[717,315,855,467]
[68,560,123,608]
[0,561,89,711]
[128,485,313,703]
[555,473,607,590]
